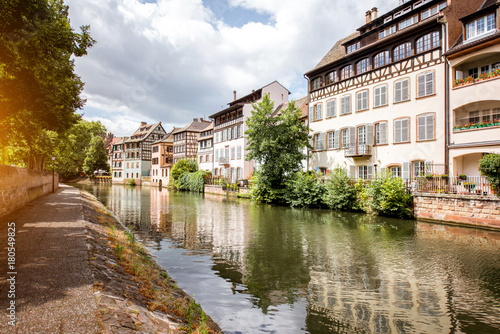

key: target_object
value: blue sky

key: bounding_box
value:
[66,0,394,136]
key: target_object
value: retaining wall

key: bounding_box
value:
[414,193,500,230]
[0,165,59,218]
[204,185,250,196]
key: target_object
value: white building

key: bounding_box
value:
[305,0,483,179]
[197,122,214,173]
[210,81,290,182]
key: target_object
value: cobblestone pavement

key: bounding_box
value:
[0,184,100,333]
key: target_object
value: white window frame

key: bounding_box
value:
[375,122,387,145]
[399,15,418,30]
[326,100,336,118]
[315,103,323,121]
[465,14,496,42]
[356,90,368,111]
[340,95,351,115]
[417,72,434,98]
[417,113,435,141]
[395,78,410,102]
[394,118,410,143]
[379,25,396,39]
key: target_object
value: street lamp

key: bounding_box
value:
[52,154,56,193]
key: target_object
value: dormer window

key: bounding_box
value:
[465,14,496,42]
[347,41,361,54]
[421,2,446,20]
[399,15,418,30]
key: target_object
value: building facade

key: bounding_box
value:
[172,118,211,164]
[305,0,483,179]
[151,132,174,187]
[111,137,125,182]
[445,0,500,177]
[197,122,214,173]
[120,122,167,183]
[211,81,290,182]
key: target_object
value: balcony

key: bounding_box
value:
[344,144,372,157]
[218,157,230,166]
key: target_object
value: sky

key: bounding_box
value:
[66,0,396,137]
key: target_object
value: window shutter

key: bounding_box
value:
[319,132,326,151]
[402,79,409,101]
[426,72,434,95]
[318,103,323,120]
[395,120,402,143]
[334,130,340,149]
[402,162,410,179]
[395,81,401,102]
[366,124,374,145]
[349,126,356,147]
[350,165,356,179]
[308,135,314,148]
[381,86,387,105]
[381,122,387,144]
[426,114,434,140]
[309,104,314,122]
[367,165,374,179]
[402,119,409,142]
[357,93,362,111]
[417,74,425,97]
[418,116,426,140]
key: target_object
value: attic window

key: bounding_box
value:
[399,15,418,30]
[379,25,396,39]
[465,13,496,42]
[384,16,392,24]
[346,41,361,54]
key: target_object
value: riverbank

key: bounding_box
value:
[80,189,222,333]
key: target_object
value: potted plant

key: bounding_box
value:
[459,174,467,180]
[466,76,475,84]
[441,174,449,180]
[464,181,475,192]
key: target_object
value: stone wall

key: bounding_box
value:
[0,165,59,218]
[414,193,500,230]
[204,185,249,196]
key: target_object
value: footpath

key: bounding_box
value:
[0,184,221,333]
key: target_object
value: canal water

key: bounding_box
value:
[75,184,500,334]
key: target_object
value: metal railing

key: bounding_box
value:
[407,176,495,196]
[218,157,229,165]
[344,144,372,157]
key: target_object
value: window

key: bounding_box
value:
[394,42,412,61]
[327,131,337,149]
[308,104,314,122]
[340,65,353,80]
[200,156,203,163]
[314,133,326,151]
[358,166,373,180]
[416,32,440,53]
[237,146,242,159]
[375,122,387,145]
[347,41,360,54]
[417,114,435,141]
[466,14,496,41]
[394,118,410,143]
[399,15,418,30]
[395,78,410,102]
[357,58,370,74]
[468,67,479,79]
[312,77,323,90]
[326,100,336,118]
[231,147,235,160]
[356,90,368,111]
[417,72,434,97]
[341,95,351,115]
[315,103,323,121]
[413,161,433,177]
[390,166,402,178]
[326,71,336,84]
[341,129,349,148]
[374,51,389,69]
[421,3,441,20]
[136,162,139,168]
[222,130,226,141]
[358,126,367,145]
[374,85,387,107]
[379,25,396,39]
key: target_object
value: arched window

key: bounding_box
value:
[356,58,370,74]
[373,51,389,68]
[394,42,412,61]
[311,76,323,90]
[340,65,353,80]
[416,31,440,53]
[325,71,336,85]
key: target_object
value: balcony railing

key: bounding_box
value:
[218,157,229,165]
[344,144,372,157]
[407,176,496,197]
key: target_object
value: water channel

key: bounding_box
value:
[75,184,500,334]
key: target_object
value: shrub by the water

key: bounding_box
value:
[284,171,324,208]
[250,171,285,204]
[322,167,360,211]
[177,170,207,192]
[366,172,413,219]
[479,153,500,194]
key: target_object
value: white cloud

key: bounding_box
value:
[67,0,396,136]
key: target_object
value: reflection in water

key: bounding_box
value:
[76,184,500,334]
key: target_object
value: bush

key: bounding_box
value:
[176,170,207,192]
[284,172,324,208]
[479,153,500,193]
[366,172,413,219]
[127,179,136,186]
[322,167,360,211]
[250,171,285,204]
[171,159,198,181]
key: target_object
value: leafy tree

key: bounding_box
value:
[245,94,311,200]
[83,136,109,176]
[0,0,95,169]
[322,166,360,211]
[366,171,413,219]
[171,159,198,189]
[284,171,324,208]
[479,153,500,193]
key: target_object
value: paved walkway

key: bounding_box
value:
[0,185,99,333]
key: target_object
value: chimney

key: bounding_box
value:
[141,122,147,126]
[371,7,378,21]
[200,118,204,122]
[233,90,237,101]
[366,10,372,24]
[193,118,199,122]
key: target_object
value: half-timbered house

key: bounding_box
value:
[172,118,211,164]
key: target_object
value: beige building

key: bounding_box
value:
[197,122,214,173]
[445,0,500,177]
[151,131,174,187]
[305,0,484,179]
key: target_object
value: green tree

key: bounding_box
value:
[0,0,95,169]
[83,136,109,176]
[171,159,198,189]
[245,95,311,201]
[479,153,500,193]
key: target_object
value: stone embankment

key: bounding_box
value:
[81,190,222,333]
